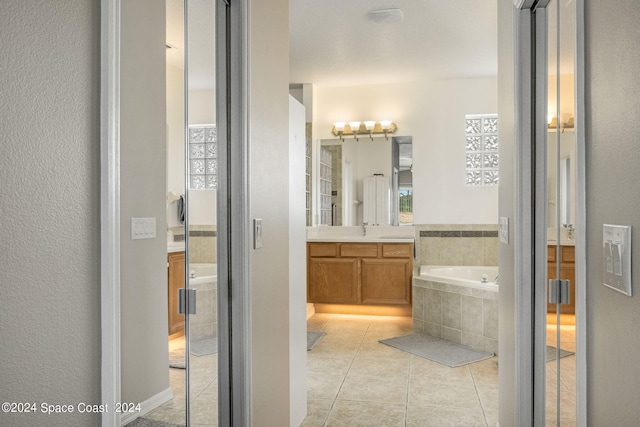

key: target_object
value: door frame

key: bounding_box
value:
[99,0,250,425]
[512,0,586,425]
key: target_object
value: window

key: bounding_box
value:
[465,114,498,186]
[188,124,217,189]
[399,189,413,224]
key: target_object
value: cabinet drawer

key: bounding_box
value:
[308,243,338,257]
[547,246,556,262]
[561,246,575,263]
[382,243,412,258]
[341,243,378,258]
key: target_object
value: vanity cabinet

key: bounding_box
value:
[168,251,185,337]
[547,245,575,314]
[307,242,413,306]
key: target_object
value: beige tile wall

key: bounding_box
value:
[413,224,499,271]
[412,280,499,355]
[170,224,216,264]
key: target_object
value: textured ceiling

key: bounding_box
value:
[167,0,499,89]
[289,0,498,86]
[167,0,574,88]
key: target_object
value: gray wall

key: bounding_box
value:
[497,1,516,425]
[120,0,170,405]
[0,1,101,426]
[249,0,293,424]
[585,0,640,423]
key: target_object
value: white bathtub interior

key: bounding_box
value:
[419,265,499,290]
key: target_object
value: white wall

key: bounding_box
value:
[0,2,101,425]
[289,95,307,426]
[315,78,498,225]
[166,81,217,227]
[586,0,640,423]
[167,63,185,228]
[249,0,292,423]
[497,2,516,425]
[120,0,170,407]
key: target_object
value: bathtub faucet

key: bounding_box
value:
[362,222,368,236]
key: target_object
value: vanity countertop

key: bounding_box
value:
[307,236,414,243]
[167,242,186,253]
[547,240,575,247]
[306,226,415,243]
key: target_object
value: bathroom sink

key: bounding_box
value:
[379,236,413,240]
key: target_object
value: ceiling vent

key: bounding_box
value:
[367,8,404,24]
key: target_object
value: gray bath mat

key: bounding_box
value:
[190,337,218,356]
[379,333,493,368]
[168,350,185,369]
[127,417,183,426]
[168,337,217,369]
[307,331,326,351]
[546,346,574,361]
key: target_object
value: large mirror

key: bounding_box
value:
[318,136,412,226]
[547,128,576,239]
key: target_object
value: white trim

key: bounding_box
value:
[574,0,587,425]
[100,1,121,426]
[513,7,534,425]
[120,387,173,426]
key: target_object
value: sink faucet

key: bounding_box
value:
[362,222,368,236]
[494,274,499,284]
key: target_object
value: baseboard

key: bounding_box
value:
[121,387,173,425]
[306,303,316,320]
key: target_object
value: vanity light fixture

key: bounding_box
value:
[332,120,397,141]
[548,115,575,131]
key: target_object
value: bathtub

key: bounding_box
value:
[188,263,217,286]
[419,265,498,292]
[186,263,217,340]
[413,265,499,355]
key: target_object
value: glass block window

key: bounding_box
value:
[465,114,498,186]
[188,124,217,189]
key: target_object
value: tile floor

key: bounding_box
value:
[145,336,218,427]
[545,314,577,426]
[143,313,576,427]
[302,313,498,427]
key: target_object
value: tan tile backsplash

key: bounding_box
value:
[413,224,499,269]
[169,225,216,264]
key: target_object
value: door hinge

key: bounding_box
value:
[548,279,570,304]
[178,288,197,315]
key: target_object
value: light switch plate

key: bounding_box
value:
[603,224,632,296]
[499,217,509,244]
[131,217,157,240]
[253,218,263,249]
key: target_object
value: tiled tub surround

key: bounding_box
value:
[170,225,216,264]
[188,264,218,340]
[413,269,498,355]
[413,224,499,273]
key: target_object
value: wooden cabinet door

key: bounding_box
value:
[308,258,359,304]
[361,258,411,305]
[168,252,185,337]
